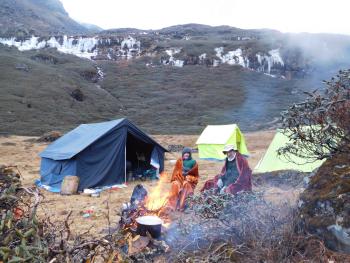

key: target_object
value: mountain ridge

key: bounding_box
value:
[0,0,97,36]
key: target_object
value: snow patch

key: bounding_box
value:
[163,48,184,67]
[256,49,284,74]
[199,53,207,60]
[0,35,101,59]
[213,46,284,76]
[96,67,104,81]
[264,73,277,78]
[213,59,220,67]
[0,35,142,60]
[215,47,249,67]
[48,36,99,59]
[120,36,141,58]
[0,36,46,51]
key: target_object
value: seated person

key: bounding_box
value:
[168,147,199,211]
[143,164,159,180]
[201,145,252,194]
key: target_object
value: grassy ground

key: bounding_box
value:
[0,46,123,135]
[99,58,315,134]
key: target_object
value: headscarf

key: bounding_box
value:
[182,147,192,160]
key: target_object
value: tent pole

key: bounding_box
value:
[124,145,126,183]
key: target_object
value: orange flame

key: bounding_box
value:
[145,172,170,211]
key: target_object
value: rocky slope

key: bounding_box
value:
[299,151,350,253]
[0,0,92,36]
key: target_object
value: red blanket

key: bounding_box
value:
[201,152,252,194]
[168,158,199,210]
[171,158,199,188]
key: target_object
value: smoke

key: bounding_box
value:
[163,191,296,256]
[282,32,350,81]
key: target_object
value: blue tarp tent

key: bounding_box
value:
[38,119,167,192]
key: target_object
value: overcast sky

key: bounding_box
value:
[60,0,349,35]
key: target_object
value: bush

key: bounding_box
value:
[278,69,350,162]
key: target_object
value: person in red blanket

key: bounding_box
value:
[167,147,199,211]
[201,145,252,194]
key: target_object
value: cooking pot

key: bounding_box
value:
[136,215,163,238]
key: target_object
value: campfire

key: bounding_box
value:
[119,173,171,238]
[145,173,170,212]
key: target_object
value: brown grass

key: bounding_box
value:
[0,131,274,236]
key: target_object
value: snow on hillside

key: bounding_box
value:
[215,47,249,67]
[256,49,284,73]
[0,35,285,76]
[0,35,141,59]
[0,36,99,59]
[120,36,141,58]
[163,48,184,67]
[214,47,284,74]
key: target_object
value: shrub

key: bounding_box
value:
[278,69,350,162]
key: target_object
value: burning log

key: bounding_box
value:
[120,175,171,235]
[119,184,149,230]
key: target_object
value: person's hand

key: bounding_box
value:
[220,186,227,194]
[217,178,223,188]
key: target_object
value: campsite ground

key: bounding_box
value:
[0,130,302,237]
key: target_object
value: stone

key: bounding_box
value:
[15,63,29,72]
[70,88,84,102]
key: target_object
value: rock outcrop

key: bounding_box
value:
[298,151,350,253]
[0,0,91,36]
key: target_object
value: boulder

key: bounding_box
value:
[15,63,29,72]
[70,88,84,102]
[37,130,62,142]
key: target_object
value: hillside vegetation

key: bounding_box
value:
[0,46,121,135]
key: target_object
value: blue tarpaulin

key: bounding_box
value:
[38,119,167,192]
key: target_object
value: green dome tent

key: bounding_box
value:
[196,124,249,160]
[254,130,325,173]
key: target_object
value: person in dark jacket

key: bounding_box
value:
[201,145,252,194]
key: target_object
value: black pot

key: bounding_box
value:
[136,216,163,238]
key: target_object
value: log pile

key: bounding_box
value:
[0,165,47,262]
[0,166,114,262]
